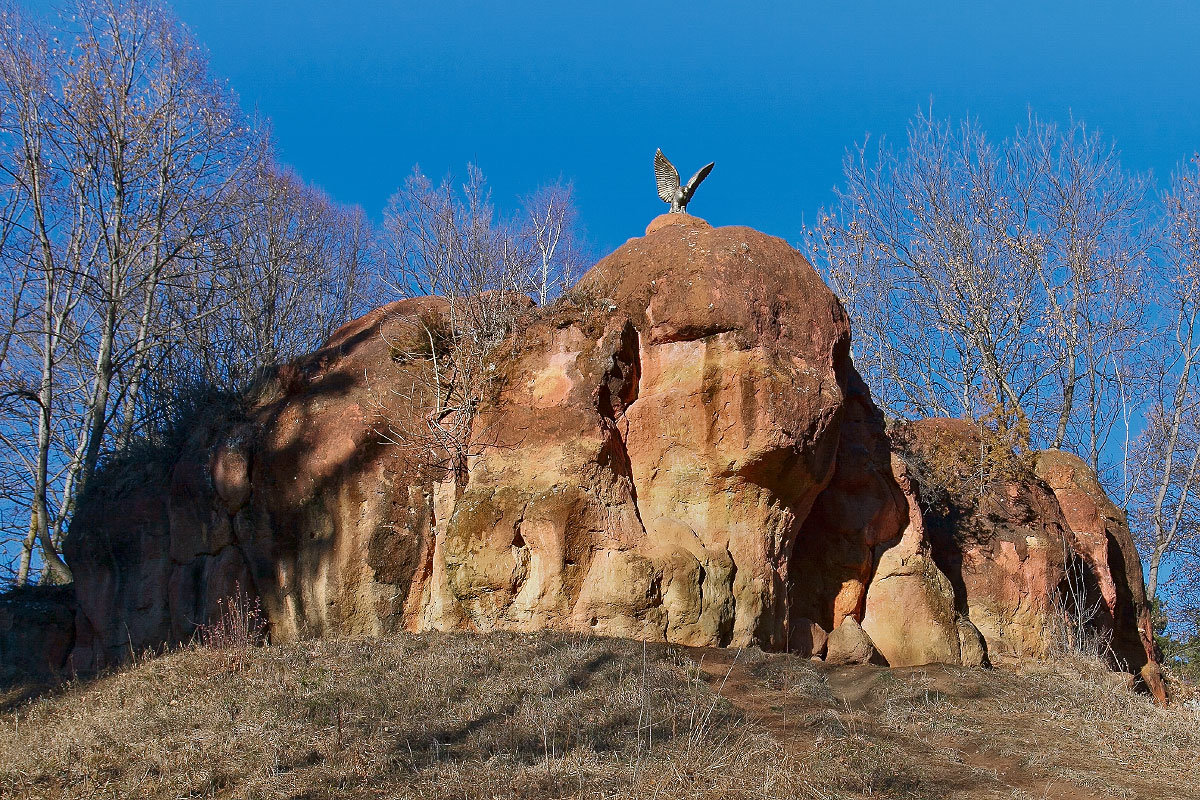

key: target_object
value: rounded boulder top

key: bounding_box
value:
[644,212,712,236]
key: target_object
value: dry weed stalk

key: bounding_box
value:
[195,582,267,672]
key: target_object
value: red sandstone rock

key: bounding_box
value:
[788,617,829,658]
[861,454,962,667]
[1034,450,1167,704]
[892,418,1075,661]
[0,587,75,680]
[431,214,854,647]
[889,418,1164,695]
[791,371,908,636]
[825,616,879,665]
[44,215,1160,699]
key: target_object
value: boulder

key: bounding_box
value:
[0,587,75,682]
[788,617,829,658]
[825,617,879,665]
[956,617,990,668]
[861,455,961,667]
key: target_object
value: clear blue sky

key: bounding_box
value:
[28,0,1197,254]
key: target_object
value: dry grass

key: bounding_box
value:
[761,655,1200,800]
[0,633,801,800]
[0,632,1197,799]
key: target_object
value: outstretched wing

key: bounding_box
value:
[684,161,715,197]
[655,149,679,203]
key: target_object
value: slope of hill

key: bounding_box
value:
[0,632,1195,800]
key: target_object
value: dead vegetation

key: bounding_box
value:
[0,632,1197,800]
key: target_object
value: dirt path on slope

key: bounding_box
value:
[687,647,1109,800]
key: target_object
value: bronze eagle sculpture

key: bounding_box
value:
[655,149,714,213]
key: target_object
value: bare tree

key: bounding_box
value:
[376,165,541,486]
[0,0,259,583]
[0,2,96,583]
[809,111,1044,430]
[157,148,375,397]
[1011,116,1151,467]
[522,180,583,306]
[1129,155,1200,621]
[0,2,402,586]
[64,0,254,483]
[809,110,1151,469]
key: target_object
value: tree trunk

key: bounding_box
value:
[78,300,118,495]
[15,512,37,586]
[1147,546,1165,602]
[1053,360,1077,449]
[35,341,71,583]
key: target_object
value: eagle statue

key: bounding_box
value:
[654,149,714,213]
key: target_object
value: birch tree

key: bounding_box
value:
[522,180,583,305]
[1130,155,1200,622]
[0,0,256,583]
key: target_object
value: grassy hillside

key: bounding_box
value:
[0,632,1196,799]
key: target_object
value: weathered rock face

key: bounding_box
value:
[0,587,75,682]
[427,214,855,648]
[890,418,1164,698]
[892,418,1075,662]
[39,214,1160,696]
[860,454,962,668]
[790,372,906,636]
[1033,450,1167,703]
[65,298,451,670]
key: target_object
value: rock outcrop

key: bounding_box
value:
[430,214,857,648]
[860,454,962,668]
[21,213,1157,698]
[890,418,1165,700]
[1034,450,1167,703]
[0,587,74,682]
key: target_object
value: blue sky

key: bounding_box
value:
[28,0,1195,254]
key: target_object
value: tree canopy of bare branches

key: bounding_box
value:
[0,0,371,585]
[374,165,585,489]
[809,110,1149,467]
[1126,155,1200,625]
[807,109,1200,637]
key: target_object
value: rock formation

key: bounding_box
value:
[890,418,1166,701]
[0,587,74,682]
[1034,449,1167,702]
[0,213,1159,699]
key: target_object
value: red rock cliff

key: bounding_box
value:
[49,215,1160,698]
